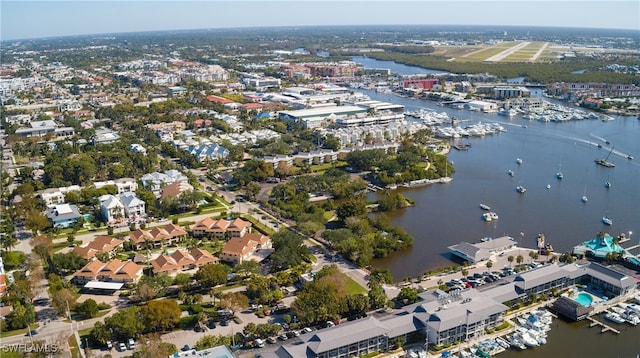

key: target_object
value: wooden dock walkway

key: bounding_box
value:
[587,317,620,334]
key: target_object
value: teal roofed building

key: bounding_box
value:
[573,233,624,258]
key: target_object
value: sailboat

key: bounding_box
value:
[602,216,613,225]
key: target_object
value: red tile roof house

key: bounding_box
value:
[150,248,218,275]
[73,259,143,285]
[128,223,188,250]
[239,102,264,111]
[220,233,272,265]
[206,95,233,104]
[189,217,252,239]
[72,235,124,260]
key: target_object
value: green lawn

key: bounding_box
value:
[344,274,367,295]
[0,323,40,338]
[69,334,81,358]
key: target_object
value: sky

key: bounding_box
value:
[1,0,639,41]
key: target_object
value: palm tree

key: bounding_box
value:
[507,256,514,267]
[486,260,493,270]
[516,255,524,266]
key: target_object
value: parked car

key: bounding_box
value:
[266,337,277,344]
[118,342,127,352]
[181,344,191,351]
[127,338,135,350]
[255,339,265,348]
[106,341,112,350]
[301,327,313,334]
[278,334,288,341]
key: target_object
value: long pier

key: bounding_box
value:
[586,317,620,334]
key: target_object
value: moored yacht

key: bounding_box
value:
[516,185,527,193]
[605,312,625,324]
[482,213,493,222]
[602,216,613,225]
[480,203,491,210]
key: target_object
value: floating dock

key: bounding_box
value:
[586,316,620,334]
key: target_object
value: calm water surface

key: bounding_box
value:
[355,58,640,357]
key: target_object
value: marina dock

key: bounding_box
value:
[586,316,621,334]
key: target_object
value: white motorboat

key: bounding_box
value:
[480,203,491,210]
[621,303,640,316]
[546,184,551,189]
[496,337,510,349]
[620,310,640,325]
[490,212,499,220]
[482,213,493,222]
[581,195,588,203]
[507,334,526,350]
[602,216,613,225]
[516,185,527,193]
[516,158,523,165]
[605,312,625,324]
[518,330,540,347]
[508,169,515,177]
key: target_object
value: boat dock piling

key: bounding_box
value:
[587,317,621,334]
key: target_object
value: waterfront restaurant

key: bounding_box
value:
[448,236,517,263]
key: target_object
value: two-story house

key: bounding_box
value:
[118,192,146,219]
[128,223,188,250]
[73,259,143,285]
[150,248,218,275]
[45,203,82,228]
[72,235,123,260]
[98,194,125,224]
[190,217,252,238]
[220,233,271,265]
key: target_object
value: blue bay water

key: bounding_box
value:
[354,57,640,357]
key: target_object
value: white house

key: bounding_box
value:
[98,194,125,224]
[129,143,147,155]
[45,204,82,228]
[94,178,138,194]
[118,192,146,219]
[140,169,189,196]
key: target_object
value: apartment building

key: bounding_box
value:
[72,235,123,260]
[190,217,252,239]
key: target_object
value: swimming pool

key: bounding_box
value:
[574,292,593,307]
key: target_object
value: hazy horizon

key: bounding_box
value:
[2,1,639,41]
